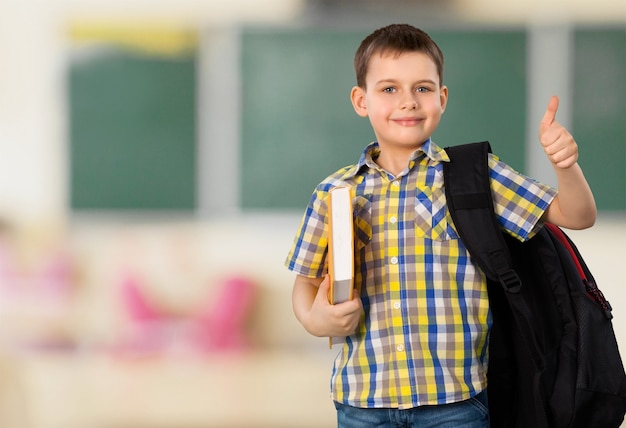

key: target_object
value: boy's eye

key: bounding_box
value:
[382,87,396,93]
[416,87,430,93]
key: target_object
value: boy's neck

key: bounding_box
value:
[375,142,426,177]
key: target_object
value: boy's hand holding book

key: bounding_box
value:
[311,275,362,339]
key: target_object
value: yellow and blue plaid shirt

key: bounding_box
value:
[286,139,556,409]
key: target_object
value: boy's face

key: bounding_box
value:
[351,51,448,154]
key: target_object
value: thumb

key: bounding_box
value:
[539,95,559,133]
[317,275,331,304]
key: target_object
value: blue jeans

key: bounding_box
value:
[335,390,489,428]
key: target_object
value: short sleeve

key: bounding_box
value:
[284,188,330,278]
[488,154,557,242]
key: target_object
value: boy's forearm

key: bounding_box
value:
[538,96,596,230]
[292,275,323,333]
[547,163,597,230]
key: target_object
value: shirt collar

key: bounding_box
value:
[422,139,450,162]
[341,138,450,179]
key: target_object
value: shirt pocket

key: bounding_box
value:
[414,186,459,241]
[353,195,372,250]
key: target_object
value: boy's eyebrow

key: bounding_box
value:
[374,78,438,86]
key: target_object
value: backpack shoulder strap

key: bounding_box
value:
[444,142,545,368]
[443,142,521,292]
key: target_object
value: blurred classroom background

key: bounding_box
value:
[0,0,624,427]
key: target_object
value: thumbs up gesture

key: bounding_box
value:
[539,96,578,169]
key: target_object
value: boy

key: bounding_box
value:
[285,24,596,427]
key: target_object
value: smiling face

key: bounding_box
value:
[351,50,448,165]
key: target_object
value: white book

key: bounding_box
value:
[328,186,354,305]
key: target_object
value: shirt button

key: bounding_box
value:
[392,181,400,187]
[393,301,401,310]
[397,345,405,352]
[389,216,397,224]
[390,256,398,265]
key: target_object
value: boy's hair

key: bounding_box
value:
[354,24,444,88]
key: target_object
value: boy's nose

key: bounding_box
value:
[402,98,418,109]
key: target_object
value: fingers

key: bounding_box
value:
[540,126,578,168]
[331,299,362,334]
[321,278,361,335]
[544,140,578,168]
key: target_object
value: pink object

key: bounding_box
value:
[119,272,162,323]
[114,272,258,356]
[37,252,73,298]
[0,245,17,288]
[192,276,257,351]
[114,271,170,355]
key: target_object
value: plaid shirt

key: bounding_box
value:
[285,139,556,409]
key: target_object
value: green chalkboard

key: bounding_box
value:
[240,28,526,210]
[240,29,372,210]
[69,49,196,211]
[430,31,526,168]
[573,28,626,211]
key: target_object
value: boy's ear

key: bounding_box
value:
[440,85,449,113]
[350,86,368,117]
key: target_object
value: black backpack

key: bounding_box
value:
[443,141,626,427]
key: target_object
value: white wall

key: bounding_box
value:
[456,0,626,24]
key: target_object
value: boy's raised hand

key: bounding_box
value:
[539,95,579,169]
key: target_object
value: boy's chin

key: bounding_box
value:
[377,140,428,153]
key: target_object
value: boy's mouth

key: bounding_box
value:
[392,117,423,126]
